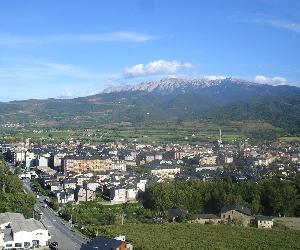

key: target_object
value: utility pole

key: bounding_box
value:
[2,180,5,193]
[121,213,124,225]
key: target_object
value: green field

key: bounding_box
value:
[86,223,300,250]
[0,123,243,144]
[1,119,298,144]
[279,136,300,143]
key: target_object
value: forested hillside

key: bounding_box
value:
[0,78,300,133]
[0,154,36,217]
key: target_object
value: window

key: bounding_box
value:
[6,244,13,247]
[15,243,22,247]
[24,242,30,248]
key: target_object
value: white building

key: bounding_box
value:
[0,213,51,249]
[13,151,26,164]
[137,179,147,192]
[112,161,127,171]
[126,188,139,201]
[24,152,35,170]
[110,188,127,202]
[150,165,181,180]
[37,155,50,168]
[255,215,273,229]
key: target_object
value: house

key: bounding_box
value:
[80,236,133,250]
[221,204,252,225]
[195,165,223,172]
[85,181,101,192]
[189,214,221,225]
[174,151,187,160]
[199,155,217,165]
[107,187,127,203]
[148,161,181,180]
[63,178,77,189]
[62,156,113,174]
[46,180,62,191]
[168,208,185,222]
[126,187,139,201]
[136,179,147,192]
[0,213,25,230]
[75,187,96,202]
[53,189,75,204]
[24,152,36,170]
[112,161,127,171]
[0,213,51,249]
[255,215,273,229]
[36,155,50,168]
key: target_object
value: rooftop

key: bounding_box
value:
[10,218,46,233]
[0,213,25,225]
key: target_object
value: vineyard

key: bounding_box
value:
[85,223,300,249]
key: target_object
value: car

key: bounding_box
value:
[49,241,58,250]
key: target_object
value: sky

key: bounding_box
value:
[0,0,299,101]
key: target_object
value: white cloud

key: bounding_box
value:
[124,59,193,78]
[57,88,74,99]
[0,31,157,45]
[240,13,300,33]
[265,19,300,33]
[0,59,108,81]
[254,75,288,85]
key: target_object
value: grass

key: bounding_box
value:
[92,223,300,250]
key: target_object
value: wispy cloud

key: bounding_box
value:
[123,59,193,78]
[0,59,109,81]
[252,17,300,33]
[237,13,300,33]
[0,31,158,45]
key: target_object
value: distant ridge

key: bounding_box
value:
[103,77,259,94]
[0,77,300,133]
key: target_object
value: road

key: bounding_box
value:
[22,179,88,250]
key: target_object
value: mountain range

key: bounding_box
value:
[1,78,300,133]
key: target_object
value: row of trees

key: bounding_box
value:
[141,176,300,217]
[60,202,154,227]
[0,154,36,218]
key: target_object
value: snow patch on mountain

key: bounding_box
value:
[103,77,258,94]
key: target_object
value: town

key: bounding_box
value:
[0,131,300,249]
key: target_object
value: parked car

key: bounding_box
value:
[49,241,58,250]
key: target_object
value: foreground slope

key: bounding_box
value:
[84,223,300,250]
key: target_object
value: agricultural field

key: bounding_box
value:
[1,120,297,145]
[275,217,300,230]
[86,223,300,250]
[279,136,300,143]
[0,123,243,144]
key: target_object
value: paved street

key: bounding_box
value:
[22,179,88,250]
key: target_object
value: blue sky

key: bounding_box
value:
[0,0,299,101]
